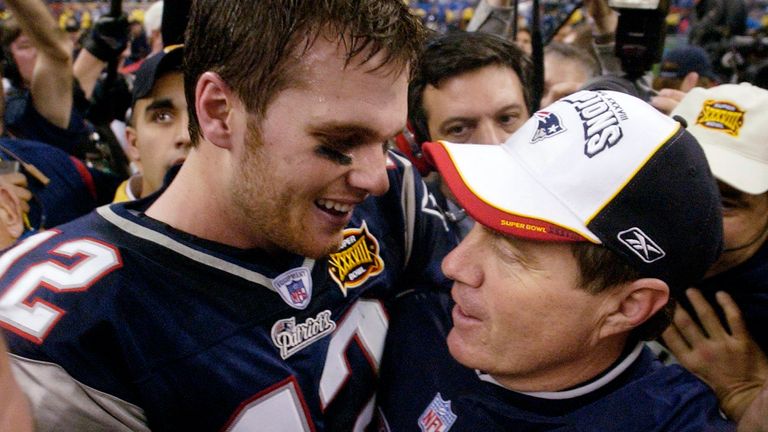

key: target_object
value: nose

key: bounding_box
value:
[441,227,483,287]
[175,112,192,151]
[347,144,390,196]
[473,121,505,145]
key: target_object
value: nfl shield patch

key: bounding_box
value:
[418,393,457,432]
[531,111,566,143]
[272,267,313,310]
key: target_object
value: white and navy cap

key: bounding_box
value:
[671,82,768,195]
[424,89,723,292]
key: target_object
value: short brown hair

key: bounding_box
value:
[184,0,426,145]
[571,242,675,341]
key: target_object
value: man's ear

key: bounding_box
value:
[124,126,141,165]
[195,71,237,149]
[0,184,24,240]
[599,278,670,339]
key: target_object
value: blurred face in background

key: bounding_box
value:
[9,34,37,87]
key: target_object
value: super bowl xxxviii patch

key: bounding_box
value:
[271,310,336,359]
[272,267,313,310]
[418,393,457,432]
[328,221,384,296]
[696,99,744,136]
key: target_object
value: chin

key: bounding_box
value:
[296,233,344,259]
[446,329,482,370]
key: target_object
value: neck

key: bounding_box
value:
[480,342,644,399]
[491,335,628,393]
[145,148,257,249]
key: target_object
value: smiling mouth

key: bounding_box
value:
[316,198,354,216]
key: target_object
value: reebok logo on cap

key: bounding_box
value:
[618,228,665,263]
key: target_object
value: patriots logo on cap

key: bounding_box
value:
[418,393,457,432]
[531,111,566,143]
[618,228,666,263]
[272,267,313,309]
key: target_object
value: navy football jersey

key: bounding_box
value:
[375,290,736,432]
[0,151,455,431]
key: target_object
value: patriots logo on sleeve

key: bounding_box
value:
[531,111,566,143]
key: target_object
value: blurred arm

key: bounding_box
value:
[5,0,74,129]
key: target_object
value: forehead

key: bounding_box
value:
[135,72,186,108]
[274,37,409,138]
[544,55,589,83]
[422,64,525,115]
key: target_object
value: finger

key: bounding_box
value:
[671,297,707,345]
[662,322,692,356]
[11,186,32,203]
[715,291,748,338]
[0,172,27,188]
[679,72,699,93]
[687,288,727,339]
[650,96,676,115]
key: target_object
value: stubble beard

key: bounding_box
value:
[233,121,343,259]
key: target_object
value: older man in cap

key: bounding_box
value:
[375,89,732,431]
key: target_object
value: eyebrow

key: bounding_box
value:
[143,98,177,114]
[440,103,526,125]
[310,123,398,149]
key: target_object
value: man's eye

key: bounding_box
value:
[315,145,352,165]
[152,112,173,123]
[498,114,520,126]
[445,125,468,138]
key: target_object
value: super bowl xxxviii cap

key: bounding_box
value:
[424,90,723,293]
[671,82,768,195]
[132,44,184,105]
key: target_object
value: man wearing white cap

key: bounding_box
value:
[375,89,733,430]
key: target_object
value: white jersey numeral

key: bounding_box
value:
[227,299,389,431]
[320,299,388,407]
[225,378,314,432]
[0,233,122,343]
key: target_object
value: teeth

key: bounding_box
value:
[317,199,353,213]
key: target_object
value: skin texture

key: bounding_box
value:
[663,289,768,422]
[146,36,408,258]
[0,180,25,250]
[126,71,191,198]
[441,224,668,392]
[541,54,591,108]
[0,335,32,432]
[424,64,528,145]
[5,0,73,129]
[707,182,768,278]
[423,64,529,202]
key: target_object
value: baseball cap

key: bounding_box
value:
[671,83,768,195]
[658,46,718,81]
[132,44,183,105]
[424,90,722,292]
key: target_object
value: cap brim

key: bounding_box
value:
[700,141,768,195]
[424,141,596,242]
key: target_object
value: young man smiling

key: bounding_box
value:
[0,1,453,430]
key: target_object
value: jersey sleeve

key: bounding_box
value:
[387,150,457,294]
